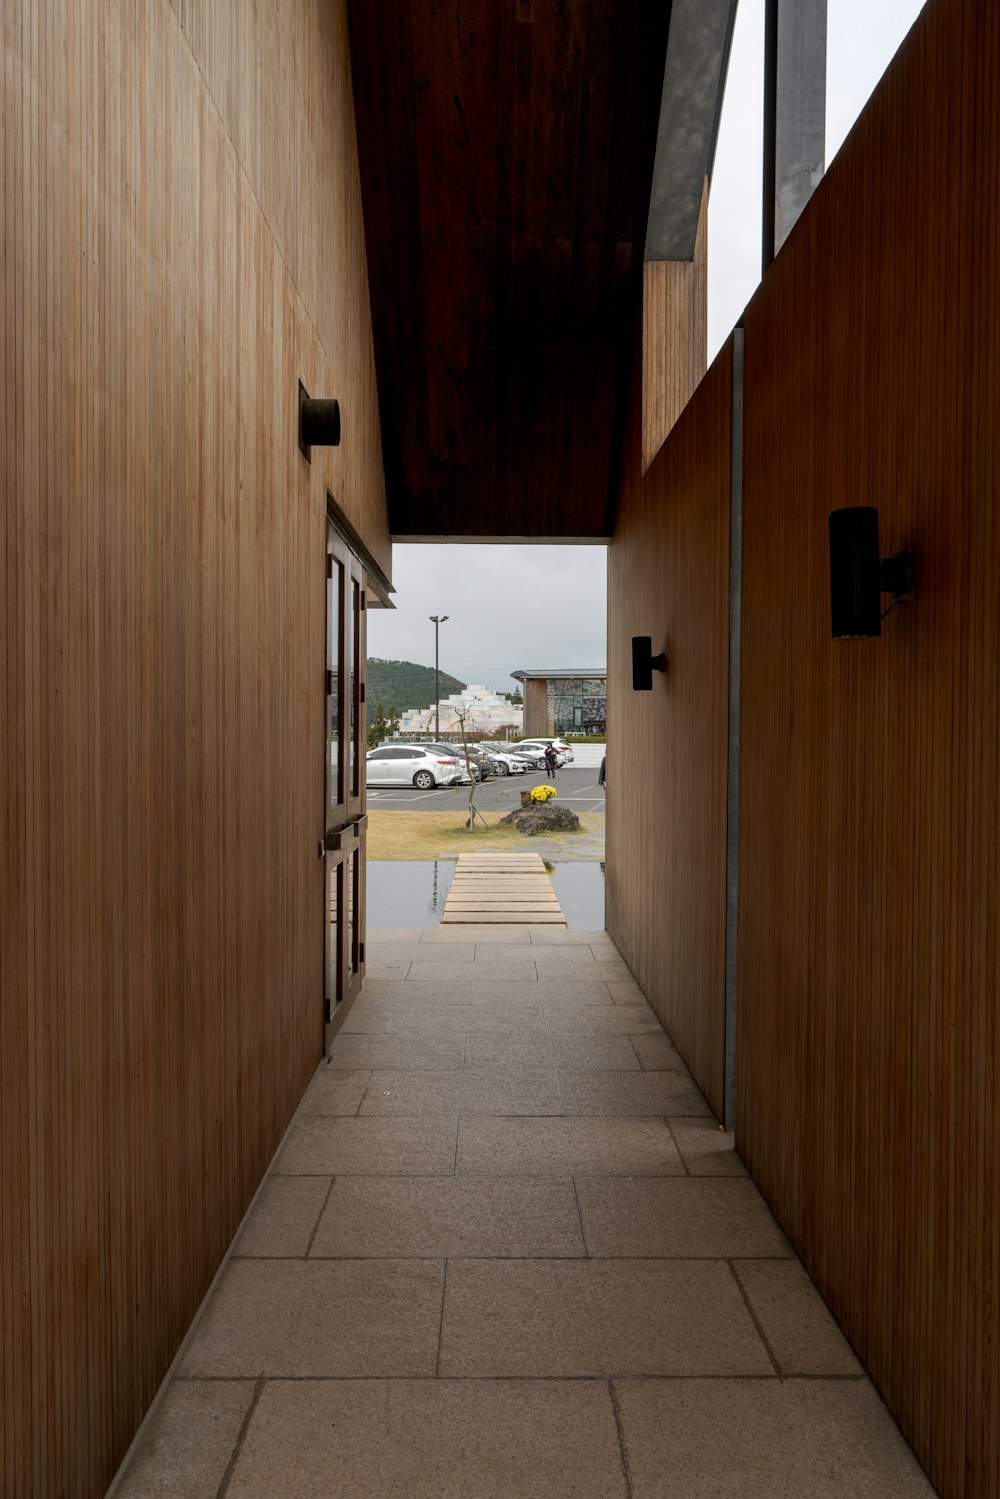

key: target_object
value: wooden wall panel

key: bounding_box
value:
[1,3,386,1496]
[641,181,708,475]
[737,1,1000,1494]
[522,679,548,738]
[606,343,732,1117]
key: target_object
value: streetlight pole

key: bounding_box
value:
[429,615,449,738]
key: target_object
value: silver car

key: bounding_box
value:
[366,745,463,789]
[481,746,530,775]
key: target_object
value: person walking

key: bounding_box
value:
[598,753,606,796]
[543,741,558,779]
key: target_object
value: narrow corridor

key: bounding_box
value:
[114,927,934,1498]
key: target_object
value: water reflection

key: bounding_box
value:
[366,859,606,931]
[366,860,456,928]
[549,862,605,930]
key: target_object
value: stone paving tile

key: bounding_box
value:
[359,980,473,1003]
[368,929,425,942]
[457,1117,685,1176]
[226,1380,628,1499]
[670,1116,748,1176]
[275,1116,458,1176]
[364,961,413,980]
[629,1032,684,1069]
[359,1068,562,1117]
[418,927,534,944]
[576,1179,792,1258]
[399,943,479,962]
[327,1034,467,1072]
[535,960,632,983]
[732,1259,864,1376]
[297,1068,371,1114]
[180,1260,443,1378]
[474,942,547,961]
[470,977,613,1005]
[311,1176,585,1258]
[543,1005,662,1035]
[528,929,610,945]
[556,1069,712,1117]
[385,1004,547,1034]
[365,945,439,964]
[398,960,540,982]
[519,947,599,967]
[114,1378,255,1499]
[605,979,649,1005]
[613,1379,936,1498]
[439,1260,773,1378]
[464,1033,641,1072]
[232,1178,331,1258]
[339,1000,393,1034]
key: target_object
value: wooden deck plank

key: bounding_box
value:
[442,853,566,926]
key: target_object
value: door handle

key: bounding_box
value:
[322,815,367,854]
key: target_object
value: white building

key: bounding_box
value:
[397,683,523,736]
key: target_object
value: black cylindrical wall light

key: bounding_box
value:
[632,636,667,690]
[829,506,882,638]
[829,506,914,639]
[299,380,341,462]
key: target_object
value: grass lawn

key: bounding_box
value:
[368,809,603,860]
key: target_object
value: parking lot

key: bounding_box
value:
[365,765,606,815]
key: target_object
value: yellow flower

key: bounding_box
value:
[530,784,557,803]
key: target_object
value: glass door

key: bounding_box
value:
[324,523,367,1050]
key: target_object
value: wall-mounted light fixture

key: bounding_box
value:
[829,507,913,639]
[299,381,341,462]
[632,636,667,691]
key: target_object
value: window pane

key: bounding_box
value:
[327,859,341,1020]
[347,852,357,983]
[355,572,364,797]
[328,556,343,809]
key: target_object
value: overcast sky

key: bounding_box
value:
[368,0,927,695]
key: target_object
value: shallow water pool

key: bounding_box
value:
[366,859,605,931]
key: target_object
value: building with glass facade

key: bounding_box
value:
[511,668,607,737]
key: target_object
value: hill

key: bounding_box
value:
[367,657,466,712]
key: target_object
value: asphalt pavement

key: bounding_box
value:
[365,765,607,815]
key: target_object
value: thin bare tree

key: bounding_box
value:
[453,706,490,830]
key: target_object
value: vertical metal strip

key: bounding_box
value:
[762,0,779,272]
[724,327,744,1131]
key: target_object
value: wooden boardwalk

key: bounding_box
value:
[441,853,566,925]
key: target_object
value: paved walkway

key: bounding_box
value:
[114,927,935,1499]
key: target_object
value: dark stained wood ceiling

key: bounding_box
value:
[347,0,673,539]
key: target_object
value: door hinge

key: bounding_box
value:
[360,682,366,703]
[360,591,367,611]
[326,669,333,696]
[326,553,333,578]
[359,942,365,965]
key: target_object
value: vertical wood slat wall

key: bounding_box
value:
[737,1,999,1493]
[0,3,387,1496]
[608,0,999,1491]
[641,181,708,477]
[606,344,732,1118]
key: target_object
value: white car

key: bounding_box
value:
[484,748,531,776]
[507,739,573,769]
[366,745,463,789]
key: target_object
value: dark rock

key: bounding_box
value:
[499,802,581,835]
